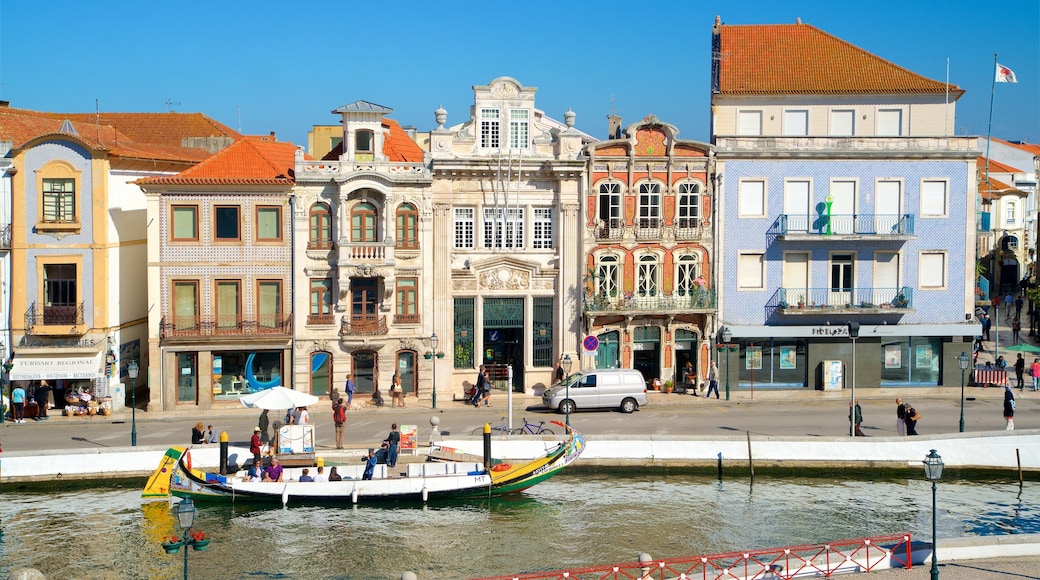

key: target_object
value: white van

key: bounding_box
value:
[541,369,648,414]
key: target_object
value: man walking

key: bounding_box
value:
[849,400,865,436]
[705,360,720,399]
[345,377,355,407]
[895,398,906,436]
[1015,354,1026,389]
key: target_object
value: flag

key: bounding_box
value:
[996,63,1018,83]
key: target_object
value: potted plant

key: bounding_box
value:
[663,380,674,394]
[190,531,210,551]
[797,294,806,309]
[162,537,182,554]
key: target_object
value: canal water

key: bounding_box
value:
[1,472,1036,579]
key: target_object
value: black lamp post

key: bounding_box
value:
[128,360,139,446]
[562,354,573,427]
[957,352,970,433]
[847,322,860,437]
[721,327,733,401]
[923,449,944,580]
[430,333,439,409]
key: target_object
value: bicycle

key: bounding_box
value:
[470,416,514,436]
[512,417,555,435]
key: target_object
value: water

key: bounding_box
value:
[1,472,1037,579]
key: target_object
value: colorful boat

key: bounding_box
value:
[143,425,585,506]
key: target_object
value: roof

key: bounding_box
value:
[332,100,394,115]
[977,156,1021,174]
[992,138,1040,157]
[320,117,424,163]
[715,20,962,97]
[137,136,298,186]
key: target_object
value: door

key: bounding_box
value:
[830,254,854,306]
[596,331,620,369]
[310,352,331,397]
[176,352,197,404]
[351,279,379,326]
[830,181,855,234]
[784,181,810,233]
[875,252,900,305]
[352,351,376,393]
[782,252,810,306]
[875,181,902,234]
[396,351,416,396]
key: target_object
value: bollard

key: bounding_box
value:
[638,553,653,579]
[400,573,418,580]
[317,457,324,468]
[483,423,491,469]
[219,431,229,475]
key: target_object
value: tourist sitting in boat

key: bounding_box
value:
[191,422,205,445]
[371,387,385,407]
[263,457,284,482]
[328,466,343,481]
[247,461,264,482]
[362,448,378,480]
[299,468,314,482]
[312,466,327,482]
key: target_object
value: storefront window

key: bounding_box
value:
[880,337,940,385]
[212,350,283,400]
[737,339,807,387]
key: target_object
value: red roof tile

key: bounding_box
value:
[977,156,1021,174]
[992,137,1040,157]
[138,136,298,186]
[717,21,962,97]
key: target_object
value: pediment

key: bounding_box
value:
[470,257,543,291]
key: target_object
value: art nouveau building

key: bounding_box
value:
[427,77,591,394]
[583,116,715,387]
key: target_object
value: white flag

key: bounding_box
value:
[996,63,1018,83]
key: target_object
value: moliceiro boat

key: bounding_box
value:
[143,424,585,506]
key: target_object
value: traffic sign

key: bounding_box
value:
[583,335,600,351]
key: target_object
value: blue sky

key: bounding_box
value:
[2,1,1037,150]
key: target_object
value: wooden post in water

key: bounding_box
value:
[219,431,229,475]
[717,452,723,480]
[1017,448,1023,489]
[746,431,754,482]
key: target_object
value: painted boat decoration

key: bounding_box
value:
[143,425,585,506]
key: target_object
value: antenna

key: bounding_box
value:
[165,99,180,112]
[238,105,242,133]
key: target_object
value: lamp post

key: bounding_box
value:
[923,449,944,580]
[957,352,970,433]
[430,332,439,409]
[721,327,733,401]
[562,354,573,427]
[847,322,859,437]
[128,360,139,446]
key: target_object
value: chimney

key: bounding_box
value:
[607,114,623,140]
[0,101,9,107]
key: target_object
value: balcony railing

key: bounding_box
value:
[595,218,624,240]
[393,313,421,324]
[776,287,913,313]
[634,218,662,240]
[160,314,292,339]
[583,289,716,313]
[674,218,703,241]
[779,214,914,237]
[306,240,334,251]
[25,302,85,331]
[339,314,388,336]
[340,241,392,261]
[307,313,335,325]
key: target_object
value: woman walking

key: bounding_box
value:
[1004,386,1016,430]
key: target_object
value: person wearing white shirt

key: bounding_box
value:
[312,466,328,482]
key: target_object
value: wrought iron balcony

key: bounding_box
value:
[160,314,292,339]
[583,289,716,313]
[25,302,85,332]
[306,313,335,325]
[778,214,914,239]
[339,314,388,336]
[673,218,703,241]
[776,287,913,314]
[634,218,662,240]
[594,218,624,241]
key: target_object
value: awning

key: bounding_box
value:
[9,353,102,381]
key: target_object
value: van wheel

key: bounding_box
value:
[559,400,576,415]
[620,398,638,413]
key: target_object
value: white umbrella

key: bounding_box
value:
[239,386,319,410]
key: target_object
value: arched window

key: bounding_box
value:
[637,182,661,228]
[396,203,419,249]
[637,254,659,297]
[676,254,701,296]
[310,351,332,397]
[595,255,619,298]
[351,202,377,242]
[677,182,701,228]
[309,202,332,249]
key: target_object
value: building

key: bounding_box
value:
[583,115,715,388]
[711,17,980,391]
[427,77,591,394]
[0,104,238,412]
[977,156,1029,301]
[139,135,295,411]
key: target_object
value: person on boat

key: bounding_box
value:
[313,466,328,482]
[250,426,263,464]
[328,466,343,481]
[258,409,270,443]
[191,422,206,445]
[384,424,401,468]
[247,460,264,482]
[299,468,314,482]
[264,457,284,482]
[333,398,347,449]
[362,449,378,480]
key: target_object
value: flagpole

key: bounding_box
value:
[985,53,997,201]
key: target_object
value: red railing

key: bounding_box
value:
[475,534,912,580]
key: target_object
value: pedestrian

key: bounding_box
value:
[206,424,219,444]
[1015,296,1024,319]
[390,374,404,408]
[258,409,270,443]
[1015,354,1026,388]
[904,403,919,436]
[480,368,492,406]
[250,426,263,465]
[684,361,698,396]
[333,398,347,449]
[849,400,865,436]
[895,398,907,436]
[11,383,26,423]
[383,423,401,468]
[1032,358,1040,392]
[191,422,206,444]
[297,406,310,425]
[705,360,720,399]
[1005,293,1014,317]
[35,380,51,421]
[982,313,992,341]
[1003,386,1016,430]
[345,377,355,407]
[554,360,565,383]
[1012,317,1022,343]
[472,365,486,407]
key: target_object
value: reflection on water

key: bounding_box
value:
[1,473,1036,579]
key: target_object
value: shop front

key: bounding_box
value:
[8,351,110,414]
[165,347,289,408]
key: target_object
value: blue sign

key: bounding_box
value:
[583,335,600,351]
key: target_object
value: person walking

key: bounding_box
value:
[345,377,355,407]
[332,398,347,449]
[903,402,920,436]
[1015,296,1024,319]
[383,423,401,468]
[982,313,992,341]
[1003,386,1016,430]
[895,398,907,436]
[1012,317,1022,343]
[1015,354,1026,388]
[705,360,720,399]
[849,400,865,436]
[1005,293,1014,318]
[34,380,51,421]
[1032,358,1040,392]
[472,365,486,407]
[11,383,26,423]
[258,409,270,444]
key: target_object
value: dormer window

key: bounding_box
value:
[509,109,529,148]
[356,130,373,153]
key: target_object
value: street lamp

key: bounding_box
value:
[128,360,139,446]
[721,326,733,401]
[847,322,860,437]
[430,332,439,409]
[957,352,970,433]
[923,449,944,580]
[562,354,573,427]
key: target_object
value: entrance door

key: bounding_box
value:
[483,298,525,391]
[352,351,376,393]
[829,253,854,306]
[176,352,197,404]
[596,331,620,369]
[784,181,810,233]
[396,351,416,396]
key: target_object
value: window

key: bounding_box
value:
[396,277,419,322]
[509,109,529,149]
[830,110,855,136]
[920,180,948,217]
[738,180,766,217]
[830,253,854,292]
[214,206,240,240]
[919,252,946,289]
[737,253,765,289]
[309,278,333,324]
[454,208,474,249]
[171,205,198,240]
[454,298,474,369]
[351,278,378,319]
[172,280,199,330]
[877,109,903,136]
[1006,201,1017,225]
[676,254,700,296]
[42,178,76,223]
[783,110,808,136]
[596,255,619,297]
[637,182,661,228]
[351,202,377,242]
[637,255,659,297]
[258,280,281,329]
[483,207,524,248]
[43,263,77,324]
[677,183,700,228]
[598,182,622,231]
[532,208,553,249]
[396,203,419,249]
[480,108,500,148]
[356,130,373,152]
[309,202,332,249]
[256,206,282,241]
[737,110,762,135]
[215,280,240,329]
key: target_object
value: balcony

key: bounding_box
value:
[634,218,662,241]
[339,241,394,263]
[776,287,913,314]
[25,302,86,334]
[583,289,716,313]
[595,218,624,241]
[778,214,914,240]
[673,218,703,241]
[339,315,388,336]
[160,314,292,340]
[393,313,421,325]
[307,313,335,326]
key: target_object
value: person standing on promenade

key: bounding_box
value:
[333,398,347,449]
[895,398,907,436]
[258,409,270,443]
[904,403,919,435]
[10,384,26,423]
[705,360,720,399]
[383,423,401,468]
[1015,354,1026,388]
[345,376,355,407]
[250,426,263,465]
[34,380,51,421]
[849,400,865,436]
[1032,358,1040,391]
[982,313,991,341]
[1003,386,1016,430]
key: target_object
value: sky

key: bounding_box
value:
[2,1,1037,151]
